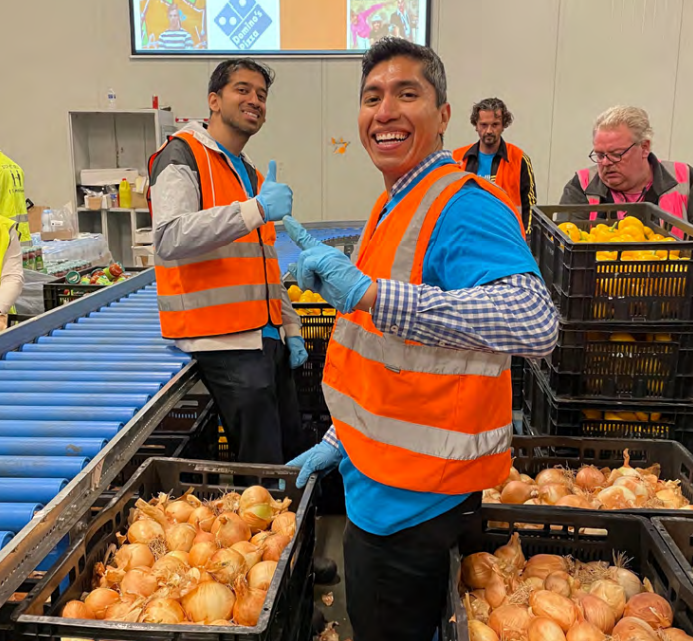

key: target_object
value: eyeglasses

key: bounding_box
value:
[589,141,639,164]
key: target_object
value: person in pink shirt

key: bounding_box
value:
[351,2,385,49]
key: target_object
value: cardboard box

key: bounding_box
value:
[27,206,49,234]
[41,230,76,242]
[131,192,148,210]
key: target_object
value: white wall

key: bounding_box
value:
[1,0,692,220]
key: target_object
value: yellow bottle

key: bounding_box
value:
[119,178,132,209]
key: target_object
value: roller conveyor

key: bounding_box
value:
[0,268,198,606]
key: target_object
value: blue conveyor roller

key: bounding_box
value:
[0,406,135,423]
[0,504,43,532]
[21,343,176,354]
[0,370,170,384]
[5,352,186,363]
[0,532,13,550]
[0,381,162,395]
[0,422,119,439]
[0,479,67,504]
[0,457,90,479]
[0,360,182,372]
[0,392,150,407]
[0,438,107,458]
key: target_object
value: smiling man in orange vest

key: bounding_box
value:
[285,38,558,641]
[453,98,537,233]
[149,59,308,469]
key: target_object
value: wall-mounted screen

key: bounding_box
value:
[130,0,431,57]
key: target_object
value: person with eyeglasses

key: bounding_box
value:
[559,105,693,223]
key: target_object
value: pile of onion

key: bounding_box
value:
[483,449,690,512]
[63,485,296,628]
[461,532,692,641]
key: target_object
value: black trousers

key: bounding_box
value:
[193,338,303,465]
[343,493,481,641]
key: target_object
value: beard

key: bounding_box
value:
[221,110,261,137]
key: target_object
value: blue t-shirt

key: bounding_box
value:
[339,156,540,536]
[217,142,280,341]
[476,151,495,182]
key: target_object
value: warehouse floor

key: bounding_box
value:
[314,515,352,639]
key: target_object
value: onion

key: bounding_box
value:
[623,592,673,629]
[501,481,537,504]
[523,555,568,581]
[545,571,571,598]
[233,575,267,627]
[462,552,498,589]
[612,616,658,641]
[528,617,567,641]
[556,495,591,509]
[240,486,290,515]
[251,531,273,547]
[613,477,651,506]
[657,489,686,509]
[536,469,571,486]
[597,486,636,510]
[104,600,142,622]
[151,555,187,576]
[485,568,507,609]
[207,548,246,585]
[84,588,120,619]
[505,467,521,484]
[193,529,215,545]
[539,483,572,505]
[213,513,251,547]
[524,576,545,591]
[165,523,197,552]
[209,619,231,626]
[139,597,186,624]
[494,533,525,572]
[114,543,155,571]
[530,590,577,632]
[166,550,190,565]
[471,591,491,622]
[62,600,94,619]
[575,466,606,491]
[189,541,218,568]
[127,519,164,545]
[240,502,274,533]
[232,541,264,569]
[469,620,500,641]
[661,628,693,641]
[188,505,215,532]
[567,621,605,641]
[574,593,615,633]
[248,560,277,591]
[589,579,626,619]
[609,566,642,600]
[261,534,291,562]
[120,567,157,600]
[181,581,235,623]
[488,604,532,640]
[165,499,195,523]
[520,474,535,485]
[271,512,296,538]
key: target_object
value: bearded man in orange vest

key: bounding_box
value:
[453,98,537,233]
[284,38,558,641]
[149,59,309,470]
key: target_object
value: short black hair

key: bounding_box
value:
[360,37,447,107]
[470,98,514,128]
[208,59,275,96]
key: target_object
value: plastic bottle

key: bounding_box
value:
[41,209,53,233]
[107,88,117,110]
[119,179,132,209]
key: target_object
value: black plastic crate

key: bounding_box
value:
[156,393,212,433]
[294,355,327,413]
[653,518,693,589]
[442,505,693,640]
[503,434,693,517]
[110,435,189,489]
[43,266,150,310]
[14,458,317,641]
[531,203,693,322]
[292,303,335,356]
[511,356,524,411]
[545,322,693,400]
[523,361,693,444]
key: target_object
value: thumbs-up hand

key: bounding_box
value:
[257,160,293,222]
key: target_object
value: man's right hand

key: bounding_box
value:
[286,442,342,488]
[257,160,293,222]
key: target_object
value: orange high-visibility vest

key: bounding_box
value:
[150,131,283,339]
[453,142,524,209]
[322,164,525,495]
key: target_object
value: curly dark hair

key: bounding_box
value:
[208,59,275,96]
[470,98,513,128]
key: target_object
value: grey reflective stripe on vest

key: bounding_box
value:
[332,316,509,376]
[158,282,284,312]
[325,385,513,460]
[660,161,691,198]
[391,172,472,281]
[155,242,277,268]
[13,214,29,223]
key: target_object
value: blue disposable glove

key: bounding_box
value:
[286,441,343,489]
[286,335,308,369]
[257,160,293,222]
[283,216,372,314]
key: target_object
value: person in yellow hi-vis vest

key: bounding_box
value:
[0,151,31,244]
[0,216,24,330]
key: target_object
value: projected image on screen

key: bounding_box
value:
[131,0,430,56]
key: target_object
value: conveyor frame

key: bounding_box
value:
[0,268,200,607]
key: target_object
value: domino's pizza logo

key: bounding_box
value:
[214,0,272,50]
